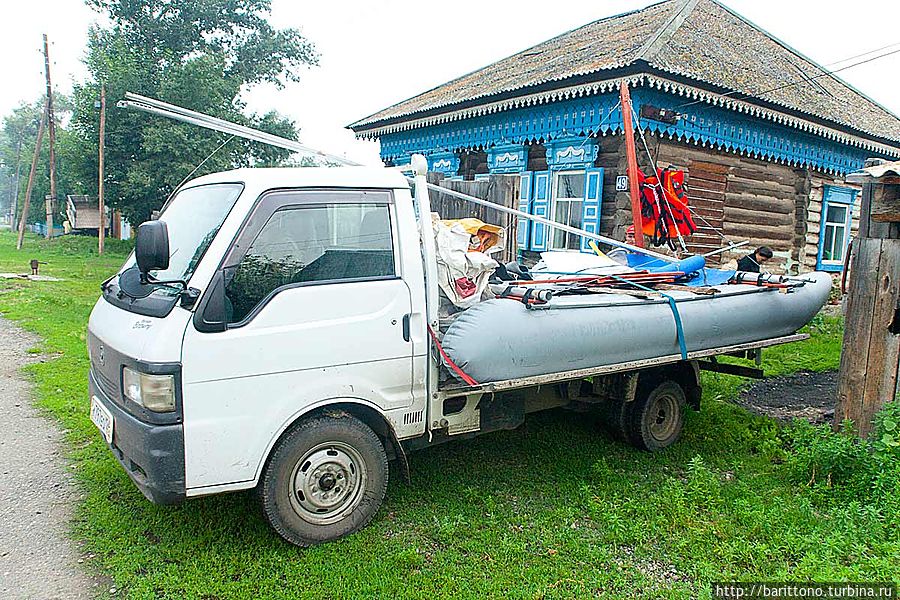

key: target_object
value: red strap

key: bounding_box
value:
[427,325,479,387]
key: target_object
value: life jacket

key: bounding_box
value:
[636,168,697,248]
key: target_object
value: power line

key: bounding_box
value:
[676,46,900,111]
[822,41,900,67]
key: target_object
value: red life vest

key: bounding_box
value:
[636,168,697,248]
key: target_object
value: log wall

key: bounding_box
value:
[649,138,807,273]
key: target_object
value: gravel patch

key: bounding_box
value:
[738,370,837,424]
[0,318,96,599]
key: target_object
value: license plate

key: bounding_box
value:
[90,395,114,445]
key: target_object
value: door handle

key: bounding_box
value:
[402,314,411,342]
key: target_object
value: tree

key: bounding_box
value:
[0,97,79,226]
[70,0,318,225]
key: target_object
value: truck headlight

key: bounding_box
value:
[122,367,176,412]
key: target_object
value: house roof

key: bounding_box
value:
[350,0,900,146]
[846,159,900,182]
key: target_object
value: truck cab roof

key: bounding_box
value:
[184,166,409,191]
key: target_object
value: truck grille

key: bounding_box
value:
[92,365,119,400]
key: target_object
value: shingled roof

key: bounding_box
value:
[350,0,900,146]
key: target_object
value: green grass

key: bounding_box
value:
[0,230,895,599]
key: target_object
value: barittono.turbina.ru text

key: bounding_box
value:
[712,583,896,598]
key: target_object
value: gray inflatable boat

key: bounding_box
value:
[440,271,833,383]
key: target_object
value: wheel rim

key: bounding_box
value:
[648,391,680,443]
[289,441,367,525]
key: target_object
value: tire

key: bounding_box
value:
[625,380,686,451]
[258,413,388,546]
[598,395,631,442]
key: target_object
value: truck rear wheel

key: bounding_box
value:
[626,380,685,451]
[258,413,388,546]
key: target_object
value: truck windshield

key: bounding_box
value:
[104,182,243,316]
[151,183,244,282]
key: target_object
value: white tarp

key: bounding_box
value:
[433,216,499,308]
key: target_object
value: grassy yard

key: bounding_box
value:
[0,230,896,599]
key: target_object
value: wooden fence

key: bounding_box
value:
[426,173,520,264]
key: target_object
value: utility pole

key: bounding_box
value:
[17,101,48,250]
[619,81,645,248]
[98,84,106,254]
[42,33,57,239]
[11,136,23,227]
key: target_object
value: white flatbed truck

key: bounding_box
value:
[87,156,807,546]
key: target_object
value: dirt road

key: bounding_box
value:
[0,319,96,599]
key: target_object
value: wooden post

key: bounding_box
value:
[835,160,900,437]
[16,101,48,250]
[42,34,57,239]
[45,195,53,236]
[619,81,645,248]
[98,84,106,254]
[9,137,22,225]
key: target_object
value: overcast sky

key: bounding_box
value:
[3,0,899,166]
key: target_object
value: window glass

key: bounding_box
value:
[225,203,394,323]
[556,173,586,199]
[826,204,847,225]
[551,172,585,250]
[822,204,848,263]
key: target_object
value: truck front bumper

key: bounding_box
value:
[89,371,186,504]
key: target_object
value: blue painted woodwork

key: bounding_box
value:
[378,87,886,175]
[516,172,532,250]
[544,136,599,170]
[530,171,551,251]
[816,185,857,272]
[580,168,603,252]
[428,151,459,177]
[487,143,528,173]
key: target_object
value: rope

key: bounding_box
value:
[427,324,479,387]
[609,274,688,360]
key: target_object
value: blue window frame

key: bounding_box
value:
[816,185,857,272]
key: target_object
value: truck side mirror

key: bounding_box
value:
[135,220,170,274]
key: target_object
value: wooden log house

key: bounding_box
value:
[349,0,900,273]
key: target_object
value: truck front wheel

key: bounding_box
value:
[258,413,388,546]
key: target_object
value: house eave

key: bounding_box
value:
[352,70,900,161]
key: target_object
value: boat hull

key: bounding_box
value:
[440,271,833,383]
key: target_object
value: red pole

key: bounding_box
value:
[619,81,645,248]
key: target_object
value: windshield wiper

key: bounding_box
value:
[100,273,117,293]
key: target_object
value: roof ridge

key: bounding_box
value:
[635,0,700,62]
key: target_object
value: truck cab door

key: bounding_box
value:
[180,189,414,491]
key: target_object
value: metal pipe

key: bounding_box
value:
[702,240,749,258]
[123,93,348,165]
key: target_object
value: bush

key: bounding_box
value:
[784,401,900,506]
